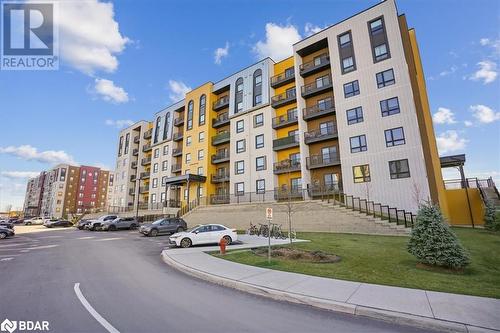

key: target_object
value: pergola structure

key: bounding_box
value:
[163,174,207,207]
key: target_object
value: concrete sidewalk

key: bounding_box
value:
[162,235,500,333]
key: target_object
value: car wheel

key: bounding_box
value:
[223,235,232,245]
[26,222,31,225]
[0,232,7,239]
[149,229,158,237]
[180,238,192,248]
[176,227,185,233]
[129,224,137,230]
[109,225,117,231]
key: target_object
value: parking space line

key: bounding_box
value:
[74,283,120,333]
[0,257,14,261]
[94,238,123,242]
[77,237,96,240]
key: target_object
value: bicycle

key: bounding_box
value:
[258,223,269,237]
[247,222,259,236]
[271,224,286,240]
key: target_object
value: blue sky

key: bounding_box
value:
[0,0,499,210]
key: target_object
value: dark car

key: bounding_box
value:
[139,217,187,237]
[77,219,91,230]
[44,220,73,228]
[0,221,14,229]
[10,218,24,225]
[0,226,15,239]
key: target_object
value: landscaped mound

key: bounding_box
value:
[252,247,341,263]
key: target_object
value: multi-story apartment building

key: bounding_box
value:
[111,0,448,216]
[23,172,46,217]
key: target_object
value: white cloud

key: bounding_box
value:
[436,130,468,154]
[304,23,322,37]
[469,60,497,84]
[1,171,40,179]
[470,104,500,124]
[432,107,456,125]
[479,38,500,57]
[167,80,191,103]
[94,78,129,103]
[214,42,229,65]
[464,120,473,127]
[0,145,76,165]
[105,119,134,129]
[253,23,301,61]
[56,0,130,75]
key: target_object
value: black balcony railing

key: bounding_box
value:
[301,75,332,98]
[174,114,184,126]
[129,188,135,196]
[143,129,152,139]
[132,148,139,156]
[306,153,341,169]
[130,175,136,182]
[173,132,184,141]
[210,194,230,205]
[142,143,151,152]
[213,96,230,111]
[272,134,299,151]
[171,164,181,173]
[139,186,149,194]
[304,124,338,144]
[274,187,306,201]
[131,161,137,169]
[307,183,342,197]
[273,160,301,175]
[211,151,230,164]
[270,69,295,88]
[172,148,182,157]
[140,171,150,179]
[271,89,296,108]
[212,132,230,145]
[211,173,230,183]
[133,136,140,144]
[303,99,335,120]
[300,53,330,77]
[272,109,298,129]
[141,156,151,165]
[212,113,230,128]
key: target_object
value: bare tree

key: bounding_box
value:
[411,181,422,207]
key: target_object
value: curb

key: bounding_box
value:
[162,250,499,333]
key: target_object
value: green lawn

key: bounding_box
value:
[216,228,500,299]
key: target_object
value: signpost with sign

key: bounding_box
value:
[266,208,272,263]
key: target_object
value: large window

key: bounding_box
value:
[350,135,367,153]
[369,18,384,35]
[153,163,158,173]
[124,133,130,154]
[163,112,170,140]
[152,178,158,188]
[374,43,389,61]
[236,139,245,153]
[369,17,390,63]
[154,117,161,143]
[236,119,244,133]
[343,80,360,98]
[235,77,243,113]
[346,107,363,125]
[199,95,206,126]
[256,179,265,194]
[186,100,194,130]
[118,136,123,156]
[162,160,168,171]
[339,32,351,47]
[353,164,371,183]
[256,156,266,171]
[197,149,204,161]
[185,153,191,164]
[342,56,355,73]
[235,161,244,175]
[389,159,410,179]
[235,182,244,196]
[253,69,262,106]
[254,113,264,127]
[385,127,405,147]
[381,97,400,117]
[255,134,264,149]
[376,69,395,88]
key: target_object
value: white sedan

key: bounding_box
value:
[169,224,237,248]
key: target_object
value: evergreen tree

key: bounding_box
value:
[484,200,498,231]
[408,203,470,269]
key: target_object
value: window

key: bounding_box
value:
[198,149,204,161]
[385,127,405,147]
[152,178,158,188]
[184,189,188,200]
[389,159,410,179]
[235,182,244,196]
[353,164,371,183]
[185,153,191,164]
[350,135,367,153]
[374,43,388,61]
[162,161,168,171]
[256,156,266,171]
[291,178,302,192]
[324,173,338,189]
[253,69,262,107]
[346,107,363,125]
[235,161,244,174]
[163,145,169,155]
[199,95,206,126]
[342,56,354,73]
[118,136,123,156]
[153,163,158,173]
[236,139,245,153]
[317,97,332,111]
[236,120,244,133]
[256,179,265,194]
[163,112,170,140]
[198,186,203,198]
[154,148,159,158]
[199,131,205,142]
[154,117,161,143]
[255,134,264,149]
[286,87,296,99]
[339,32,351,47]
[161,176,167,186]
[380,97,400,117]
[186,100,194,130]
[235,77,243,113]
[254,113,264,127]
[124,133,130,154]
[197,167,204,176]
[343,80,360,98]
[160,192,166,202]
[376,69,395,88]
[186,136,192,147]
[151,194,157,203]
[370,18,383,35]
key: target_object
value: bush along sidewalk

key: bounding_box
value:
[407,203,470,270]
[484,199,499,231]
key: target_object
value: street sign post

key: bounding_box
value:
[266,208,273,263]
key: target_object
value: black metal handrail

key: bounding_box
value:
[271,69,295,87]
[306,153,340,169]
[272,110,298,129]
[303,99,335,119]
[213,96,230,110]
[300,54,330,73]
[304,124,338,143]
[273,160,301,174]
[301,75,332,96]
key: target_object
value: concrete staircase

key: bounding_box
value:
[183,200,410,236]
[482,187,500,208]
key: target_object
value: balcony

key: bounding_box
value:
[300,53,330,77]
[212,113,230,128]
[139,186,149,194]
[304,125,338,144]
[271,90,296,109]
[308,182,342,197]
[140,171,150,179]
[211,172,230,183]
[172,148,182,157]
[306,153,341,170]
[142,143,152,152]
[131,161,137,169]
[211,151,230,164]
[141,156,151,166]
[273,134,300,151]
[129,188,135,196]
[132,148,139,156]
[174,114,184,127]
[212,132,230,145]
[272,110,298,129]
[301,75,333,98]
[213,96,230,111]
[130,175,136,182]
[210,194,230,205]
[303,99,335,120]
[273,160,301,175]
[274,187,304,200]
[173,131,184,142]
[143,129,152,139]
[171,164,181,173]
[270,70,295,88]
[133,136,140,144]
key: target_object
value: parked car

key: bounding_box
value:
[139,217,187,237]
[169,224,237,248]
[0,221,14,229]
[77,219,91,230]
[101,217,138,231]
[44,220,73,228]
[0,226,15,239]
[24,217,48,225]
[86,215,118,231]
[10,218,24,225]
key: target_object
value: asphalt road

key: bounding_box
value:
[0,227,431,333]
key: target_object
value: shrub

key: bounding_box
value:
[408,203,470,269]
[484,200,499,231]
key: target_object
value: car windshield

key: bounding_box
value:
[152,218,165,225]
